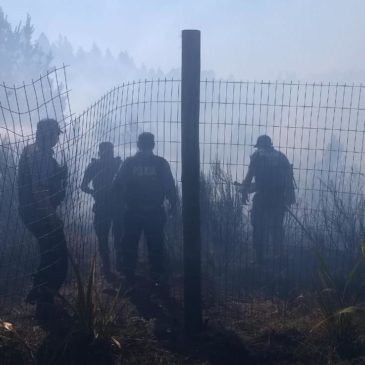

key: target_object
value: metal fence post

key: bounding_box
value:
[181,29,202,334]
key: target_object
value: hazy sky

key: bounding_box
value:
[2,0,364,81]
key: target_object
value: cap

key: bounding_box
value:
[36,118,63,134]
[254,135,272,148]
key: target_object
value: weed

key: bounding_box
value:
[312,241,365,358]
[38,256,123,365]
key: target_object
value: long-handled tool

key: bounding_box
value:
[233,180,317,244]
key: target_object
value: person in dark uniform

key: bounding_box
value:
[113,132,176,288]
[18,118,68,319]
[81,142,122,281]
[242,135,295,264]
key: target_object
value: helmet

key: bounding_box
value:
[36,118,62,135]
[137,132,155,150]
[254,135,272,148]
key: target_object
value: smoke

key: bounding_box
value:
[38,34,215,113]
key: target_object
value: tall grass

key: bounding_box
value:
[312,242,365,358]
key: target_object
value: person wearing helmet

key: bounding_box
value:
[113,132,177,291]
[81,142,123,282]
[241,135,295,264]
[17,118,68,321]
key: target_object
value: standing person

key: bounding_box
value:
[114,132,176,290]
[241,135,295,264]
[18,118,68,320]
[81,142,122,282]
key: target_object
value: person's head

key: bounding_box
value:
[137,132,155,152]
[35,118,62,148]
[98,142,114,160]
[254,135,273,150]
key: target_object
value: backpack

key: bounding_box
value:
[284,162,296,206]
[253,149,296,206]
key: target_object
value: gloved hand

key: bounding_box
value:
[234,182,250,205]
[241,189,249,205]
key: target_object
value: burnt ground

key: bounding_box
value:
[122,277,365,365]
[1,277,365,365]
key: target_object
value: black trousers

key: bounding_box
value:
[93,202,123,272]
[121,207,166,282]
[22,211,68,302]
[251,193,285,263]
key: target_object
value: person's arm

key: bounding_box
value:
[241,155,256,204]
[243,163,254,188]
[17,148,28,191]
[163,160,177,214]
[17,148,30,205]
[112,158,129,196]
[112,158,126,205]
[81,163,95,195]
[31,150,55,213]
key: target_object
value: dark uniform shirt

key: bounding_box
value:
[18,143,66,214]
[245,147,291,198]
[81,157,121,203]
[114,152,176,212]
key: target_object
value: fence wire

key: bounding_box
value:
[1,68,365,318]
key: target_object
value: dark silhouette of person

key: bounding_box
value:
[242,135,295,264]
[81,142,122,282]
[18,118,68,320]
[113,132,176,289]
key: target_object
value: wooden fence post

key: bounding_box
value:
[181,29,202,335]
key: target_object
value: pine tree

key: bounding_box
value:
[0,8,51,84]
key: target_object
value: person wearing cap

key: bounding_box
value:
[242,135,295,264]
[113,132,177,291]
[81,142,122,282]
[17,118,68,321]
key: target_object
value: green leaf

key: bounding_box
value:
[336,306,362,316]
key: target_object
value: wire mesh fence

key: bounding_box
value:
[199,80,365,311]
[1,67,365,317]
[0,66,73,306]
